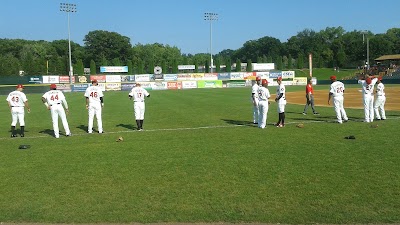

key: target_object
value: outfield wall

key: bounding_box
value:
[0,71,399,95]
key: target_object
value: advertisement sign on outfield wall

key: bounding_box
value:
[197,80,223,88]
[177,74,192,80]
[100,66,128,73]
[28,76,43,84]
[256,72,270,79]
[151,82,168,90]
[223,80,246,88]
[135,74,150,82]
[190,73,204,80]
[230,72,245,80]
[121,75,135,82]
[121,83,136,91]
[182,81,197,89]
[167,81,182,90]
[106,75,121,83]
[282,71,295,79]
[293,77,308,85]
[90,75,106,83]
[56,84,71,92]
[204,73,218,80]
[76,76,89,83]
[164,74,178,81]
[59,76,75,83]
[72,84,89,92]
[218,73,231,80]
[105,83,121,91]
[42,76,59,84]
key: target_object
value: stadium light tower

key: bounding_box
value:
[361,30,370,72]
[204,12,218,73]
[60,3,77,84]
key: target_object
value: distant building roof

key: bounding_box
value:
[375,54,400,61]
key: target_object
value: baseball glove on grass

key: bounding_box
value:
[296,123,304,128]
[116,136,124,142]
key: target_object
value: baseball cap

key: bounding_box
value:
[330,75,336,80]
[261,79,268,85]
[256,76,261,81]
[92,79,98,84]
[277,76,282,81]
[366,77,372,84]
[378,76,383,81]
[50,84,57,89]
[16,84,24,89]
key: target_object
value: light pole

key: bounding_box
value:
[60,3,77,84]
[361,30,370,72]
[204,12,218,73]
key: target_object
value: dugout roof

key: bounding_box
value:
[375,54,400,61]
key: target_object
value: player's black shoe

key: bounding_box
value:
[20,134,24,137]
[66,133,72,137]
[11,134,17,138]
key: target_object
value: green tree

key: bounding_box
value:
[83,30,132,66]
[194,61,199,73]
[75,59,84,75]
[246,59,252,72]
[235,59,241,72]
[225,58,232,72]
[172,59,178,73]
[127,60,133,74]
[161,61,167,74]
[90,59,96,74]
[297,53,304,69]
[287,54,293,69]
[205,60,209,73]
[276,56,283,70]
[215,58,221,73]
[111,58,121,66]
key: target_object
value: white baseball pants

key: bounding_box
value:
[257,101,269,129]
[50,104,70,138]
[374,96,386,120]
[134,102,145,120]
[252,98,259,123]
[363,95,374,122]
[88,103,103,133]
[10,107,25,126]
[333,96,348,123]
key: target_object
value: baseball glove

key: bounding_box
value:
[116,136,124,142]
[370,124,379,128]
[296,123,304,128]
[18,145,31,149]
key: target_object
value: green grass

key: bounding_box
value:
[0,87,399,223]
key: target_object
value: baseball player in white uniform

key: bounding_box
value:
[358,75,378,122]
[251,76,262,124]
[42,84,71,138]
[84,79,104,133]
[6,84,31,137]
[275,77,286,127]
[328,76,348,124]
[129,83,150,131]
[374,77,386,120]
[257,79,271,129]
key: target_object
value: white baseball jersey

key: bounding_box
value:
[6,91,27,107]
[42,90,67,107]
[84,85,104,105]
[329,81,345,97]
[376,83,385,96]
[258,86,271,101]
[358,78,378,96]
[276,84,286,104]
[252,83,260,100]
[129,87,149,102]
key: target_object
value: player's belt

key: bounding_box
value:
[259,100,268,101]
[50,103,61,106]
[11,106,23,107]
[134,100,144,102]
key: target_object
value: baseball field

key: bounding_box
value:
[0,85,399,224]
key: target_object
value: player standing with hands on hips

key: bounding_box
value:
[251,76,262,124]
[129,83,150,131]
[85,79,104,133]
[42,84,71,138]
[302,79,319,115]
[374,77,386,120]
[257,79,271,129]
[6,84,31,137]
[275,76,286,127]
[328,76,348,124]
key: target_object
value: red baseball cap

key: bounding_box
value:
[277,77,282,81]
[366,77,372,84]
[16,84,24,89]
[261,79,268,85]
[378,77,382,81]
[256,76,261,81]
[92,79,98,84]
[330,75,337,80]
[50,84,57,89]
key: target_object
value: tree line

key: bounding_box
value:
[0,27,399,76]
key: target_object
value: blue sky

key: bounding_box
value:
[1,0,399,54]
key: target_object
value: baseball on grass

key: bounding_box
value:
[116,136,124,142]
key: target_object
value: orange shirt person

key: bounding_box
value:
[302,79,319,115]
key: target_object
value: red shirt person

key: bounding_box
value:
[302,79,319,115]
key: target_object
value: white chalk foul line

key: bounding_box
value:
[1,116,399,141]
